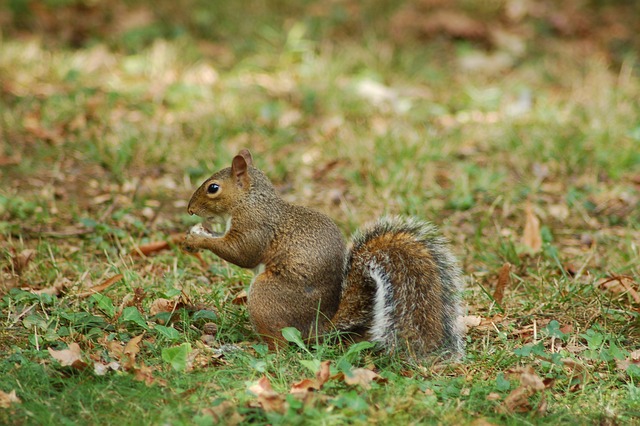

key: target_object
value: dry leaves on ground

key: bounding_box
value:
[290,360,331,400]
[48,342,88,370]
[232,290,248,305]
[248,376,286,413]
[8,249,36,275]
[493,262,511,305]
[521,202,542,253]
[0,389,21,408]
[598,275,640,306]
[616,349,640,374]
[76,274,123,298]
[497,366,550,414]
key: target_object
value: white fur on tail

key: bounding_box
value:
[368,262,395,346]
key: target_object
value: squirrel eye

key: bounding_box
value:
[207,183,220,194]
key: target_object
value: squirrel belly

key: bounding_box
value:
[332,216,465,359]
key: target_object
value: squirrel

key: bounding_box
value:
[183,149,464,359]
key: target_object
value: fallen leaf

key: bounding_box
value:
[132,362,165,386]
[498,367,547,413]
[290,378,320,398]
[248,376,286,413]
[461,315,483,331]
[133,287,146,313]
[316,360,331,387]
[200,400,244,425]
[493,263,511,305]
[615,349,640,373]
[598,275,640,304]
[343,367,385,389]
[0,389,21,408]
[232,290,248,305]
[123,334,144,369]
[537,392,548,415]
[94,361,121,376]
[48,343,88,370]
[498,384,535,413]
[0,155,21,166]
[149,298,178,316]
[105,340,125,359]
[31,278,70,296]
[131,241,170,257]
[520,371,545,391]
[521,202,542,253]
[288,360,331,401]
[10,249,36,275]
[486,392,501,401]
[76,274,123,298]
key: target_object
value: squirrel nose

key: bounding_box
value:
[187,204,195,215]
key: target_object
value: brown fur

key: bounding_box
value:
[184,150,345,349]
[184,150,464,358]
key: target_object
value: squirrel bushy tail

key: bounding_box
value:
[331,216,465,359]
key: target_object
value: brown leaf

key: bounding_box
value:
[131,240,171,257]
[0,156,21,166]
[520,371,545,391]
[105,340,125,359]
[598,275,640,304]
[31,278,70,297]
[493,263,511,305]
[123,334,144,370]
[132,362,165,386]
[461,315,483,331]
[149,298,178,316]
[289,360,332,401]
[615,349,640,373]
[521,202,542,253]
[93,361,121,376]
[10,249,36,275]
[498,385,535,413]
[76,273,123,298]
[316,360,331,387]
[232,290,248,305]
[133,287,146,313]
[0,389,21,408]
[48,343,88,370]
[498,367,547,413]
[343,367,385,389]
[290,378,320,399]
[248,376,286,413]
[200,400,244,425]
[486,392,501,401]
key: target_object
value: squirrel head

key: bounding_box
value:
[187,149,256,219]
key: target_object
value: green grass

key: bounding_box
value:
[1,1,640,424]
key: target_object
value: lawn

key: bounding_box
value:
[1,1,639,424]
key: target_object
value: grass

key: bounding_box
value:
[1,1,640,424]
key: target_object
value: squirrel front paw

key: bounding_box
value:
[182,232,200,253]
[183,223,219,252]
[183,224,205,252]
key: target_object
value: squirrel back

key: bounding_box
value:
[333,217,464,359]
[184,150,464,359]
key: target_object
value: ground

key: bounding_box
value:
[1,1,639,424]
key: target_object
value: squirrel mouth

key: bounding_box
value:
[188,214,230,238]
[199,219,223,237]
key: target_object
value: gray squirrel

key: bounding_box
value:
[184,149,464,358]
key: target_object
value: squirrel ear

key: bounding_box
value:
[237,149,253,167]
[231,153,250,188]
